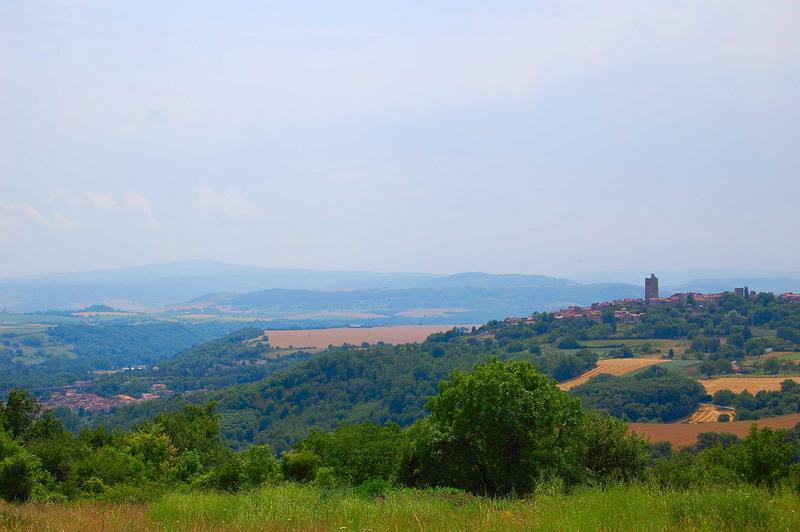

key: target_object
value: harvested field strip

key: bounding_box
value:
[699,376,800,394]
[687,403,735,423]
[558,358,667,391]
[257,325,465,349]
[630,412,800,447]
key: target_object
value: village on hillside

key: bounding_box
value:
[506,273,800,325]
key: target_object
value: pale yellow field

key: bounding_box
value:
[558,358,667,391]
[687,403,736,423]
[699,376,800,394]
[258,325,465,348]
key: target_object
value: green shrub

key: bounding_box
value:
[0,451,41,502]
[280,450,321,483]
[204,455,243,492]
[241,444,280,487]
[81,476,107,496]
[176,449,203,481]
[75,447,145,486]
[313,466,339,489]
[296,423,404,486]
[354,478,390,498]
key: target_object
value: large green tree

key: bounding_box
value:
[402,358,585,495]
[1,389,41,441]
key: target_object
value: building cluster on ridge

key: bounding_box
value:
[43,382,174,412]
[506,273,800,325]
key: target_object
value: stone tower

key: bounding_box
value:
[645,273,659,302]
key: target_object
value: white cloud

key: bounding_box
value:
[0,191,157,238]
[85,193,120,212]
[121,192,156,226]
[193,185,260,223]
[47,190,156,225]
[0,203,50,237]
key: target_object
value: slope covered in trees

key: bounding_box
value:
[96,326,598,449]
[0,320,242,395]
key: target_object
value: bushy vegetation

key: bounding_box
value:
[2,359,800,507]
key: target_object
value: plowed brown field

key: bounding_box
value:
[258,325,465,349]
[629,413,800,447]
[687,403,735,423]
[558,358,667,391]
[699,376,800,394]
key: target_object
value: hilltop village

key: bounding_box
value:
[506,273,800,325]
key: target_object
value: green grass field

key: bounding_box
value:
[2,484,798,531]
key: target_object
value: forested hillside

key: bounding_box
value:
[0,320,242,395]
[89,328,310,397]
[95,325,598,449]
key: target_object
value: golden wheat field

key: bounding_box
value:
[257,325,465,349]
[558,358,667,391]
[686,403,736,423]
[699,376,800,394]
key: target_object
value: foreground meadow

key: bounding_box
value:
[2,484,799,531]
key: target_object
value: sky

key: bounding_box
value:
[1,1,799,278]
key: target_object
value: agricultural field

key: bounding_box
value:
[686,403,735,423]
[760,351,800,366]
[257,325,465,349]
[558,357,667,391]
[629,412,800,447]
[581,338,691,356]
[699,376,800,394]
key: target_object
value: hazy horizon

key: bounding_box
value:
[3,1,798,278]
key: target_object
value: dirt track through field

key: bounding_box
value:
[558,358,667,391]
[699,376,800,394]
[259,325,465,348]
[629,413,800,447]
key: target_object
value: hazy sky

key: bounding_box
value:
[2,1,799,278]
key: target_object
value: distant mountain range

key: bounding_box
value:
[0,261,436,312]
[1,261,798,323]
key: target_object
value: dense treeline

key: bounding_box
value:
[1,360,799,505]
[569,366,708,422]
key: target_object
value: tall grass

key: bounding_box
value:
[2,484,798,531]
[148,484,800,531]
